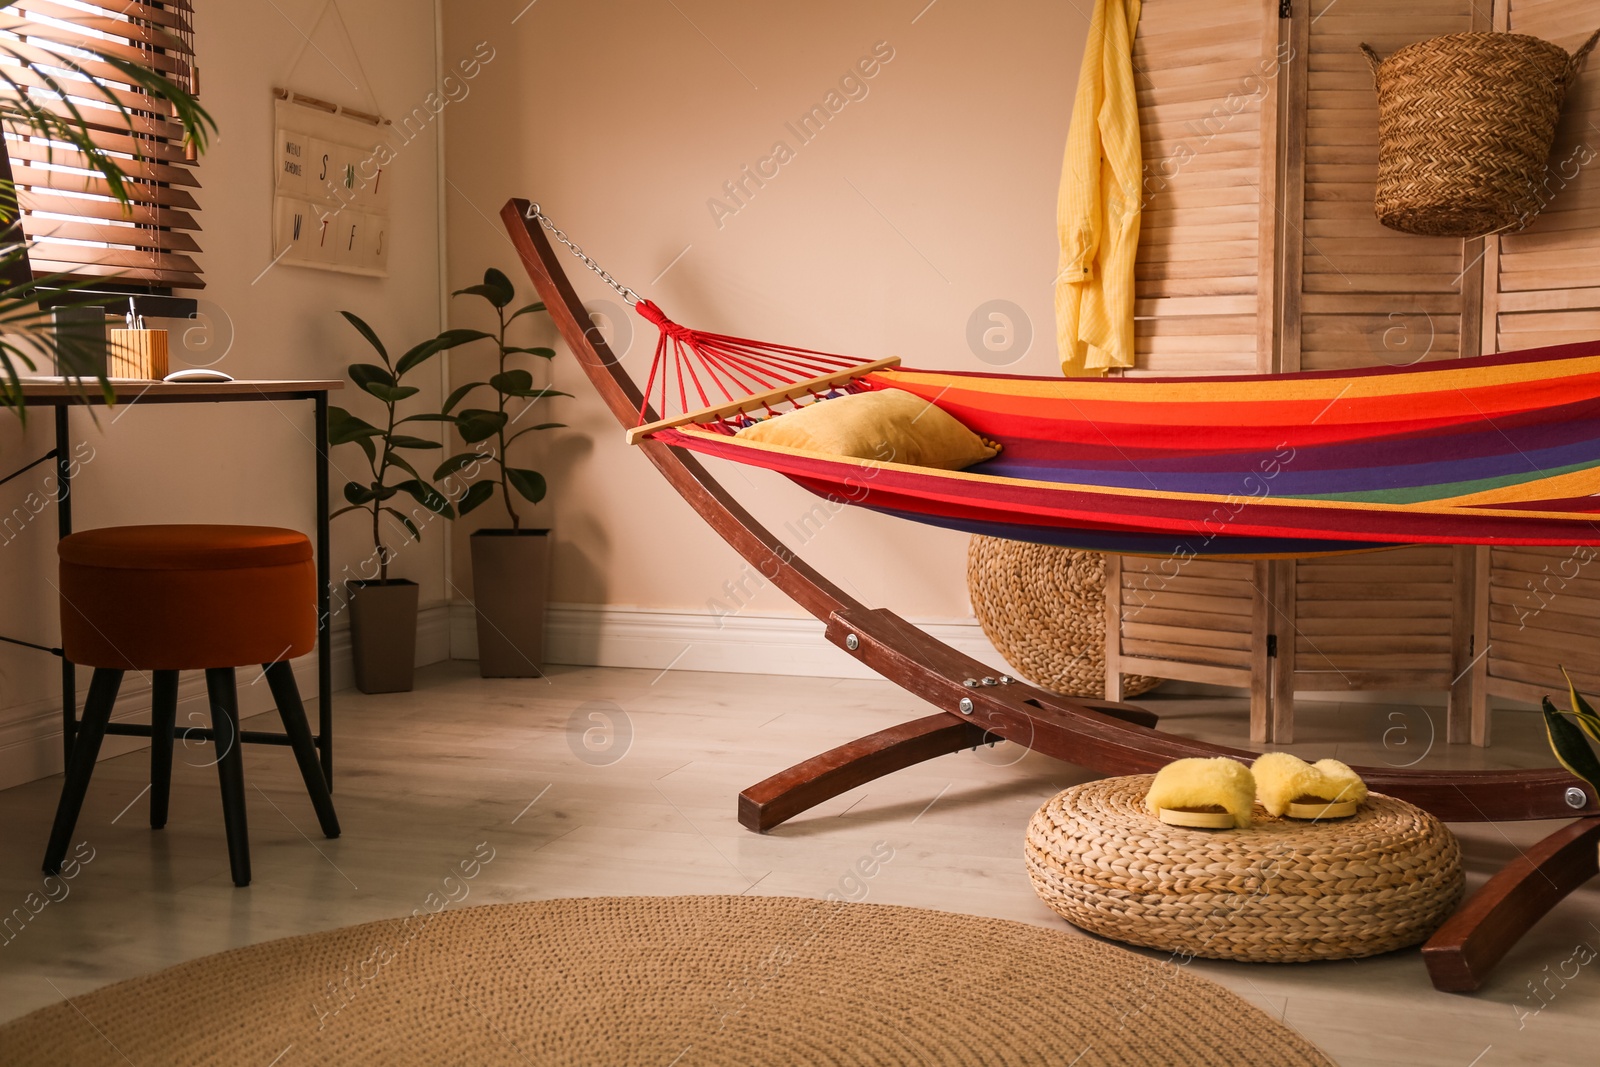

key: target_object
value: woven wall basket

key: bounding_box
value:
[1365,29,1600,237]
[1025,776,1465,963]
[966,536,1159,698]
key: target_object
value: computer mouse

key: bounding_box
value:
[162,369,235,383]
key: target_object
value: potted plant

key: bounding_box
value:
[328,312,468,692]
[436,268,566,677]
[1543,668,1600,796]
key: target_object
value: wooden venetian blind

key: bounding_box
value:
[0,0,202,290]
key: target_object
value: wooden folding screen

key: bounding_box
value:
[1469,0,1600,744]
[1104,0,1280,729]
[1104,0,1596,744]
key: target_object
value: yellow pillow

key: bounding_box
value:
[735,388,999,470]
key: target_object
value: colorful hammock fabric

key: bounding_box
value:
[627,300,1600,558]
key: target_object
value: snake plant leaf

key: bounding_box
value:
[395,479,455,518]
[1561,667,1600,745]
[506,468,547,505]
[457,480,497,515]
[327,407,385,444]
[383,507,421,541]
[455,408,509,443]
[507,301,547,322]
[433,452,483,480]
[443,381,488,414]
[1542,697,1600,790]
[340,312,388,364]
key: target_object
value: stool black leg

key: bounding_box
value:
[263,662,341,839]
[149,670,179,829]
[43,668,123,875]
[204,668,251,887]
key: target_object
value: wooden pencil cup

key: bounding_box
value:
[109,329,170,379]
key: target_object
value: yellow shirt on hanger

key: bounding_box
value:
[1055,0,1142,377]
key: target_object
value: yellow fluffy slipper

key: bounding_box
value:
[1252,752,1368,820]
[1144,757,1255,829]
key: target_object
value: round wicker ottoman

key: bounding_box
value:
[1025,776,1465,962]
[966,536,1160,698]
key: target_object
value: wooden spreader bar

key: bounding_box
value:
[624,357,902,444]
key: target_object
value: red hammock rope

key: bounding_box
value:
[633,300,868,433]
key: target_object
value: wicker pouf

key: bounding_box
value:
[1025,776,1464,962]
[967,536,1159,698]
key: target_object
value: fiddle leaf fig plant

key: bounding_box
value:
[329,312,481,581]
[434,268,567,531]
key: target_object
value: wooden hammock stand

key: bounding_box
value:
[503,197,1600,993]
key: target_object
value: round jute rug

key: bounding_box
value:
[0,896,1334,1066]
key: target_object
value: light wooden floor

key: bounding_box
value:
[1,662,1596,1066]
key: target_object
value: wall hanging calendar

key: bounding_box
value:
[269,0,391,276]
[272,91,392,277]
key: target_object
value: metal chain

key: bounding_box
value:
[524,202,641,306]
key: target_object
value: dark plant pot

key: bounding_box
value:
[470,529,550,678]
[347,579,419,694]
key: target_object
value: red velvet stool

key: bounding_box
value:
[44,525,339,887]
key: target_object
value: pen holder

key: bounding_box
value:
[109,329,169,379]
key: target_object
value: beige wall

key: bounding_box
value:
[441,0,1088,622]
[0,0,448,783]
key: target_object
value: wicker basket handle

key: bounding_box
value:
[1360,42,1384,84]
[1565,28,1600,88]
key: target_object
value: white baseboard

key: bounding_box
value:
[447,603,1487,711]
[0,604,452,791]
[449,602,1012,680]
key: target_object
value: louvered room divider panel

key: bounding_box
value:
[1466,0,1600,744]
[1107,0,1511,745]
[1130,0,1279,376]
[1261,0,1483,743]
[1106,0,1280,733]
[1290,1,1483,374]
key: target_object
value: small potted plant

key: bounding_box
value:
[436,268,566,677]
[1544,668,1600,796]
[329,311,467,693]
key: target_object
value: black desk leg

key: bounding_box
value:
[314,392,333,789]
[55,406,75,764]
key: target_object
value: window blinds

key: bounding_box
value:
[1,0,202,290]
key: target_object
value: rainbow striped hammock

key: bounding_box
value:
[624,300,1600,558]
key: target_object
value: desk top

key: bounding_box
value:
[19,378,343,404]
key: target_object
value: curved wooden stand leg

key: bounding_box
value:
[1422,817,1600,992]
[740,714,991,832]
[740,697,1160,832]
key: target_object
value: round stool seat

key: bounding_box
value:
[1025,775,1465,962]
[59,525,315,670]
